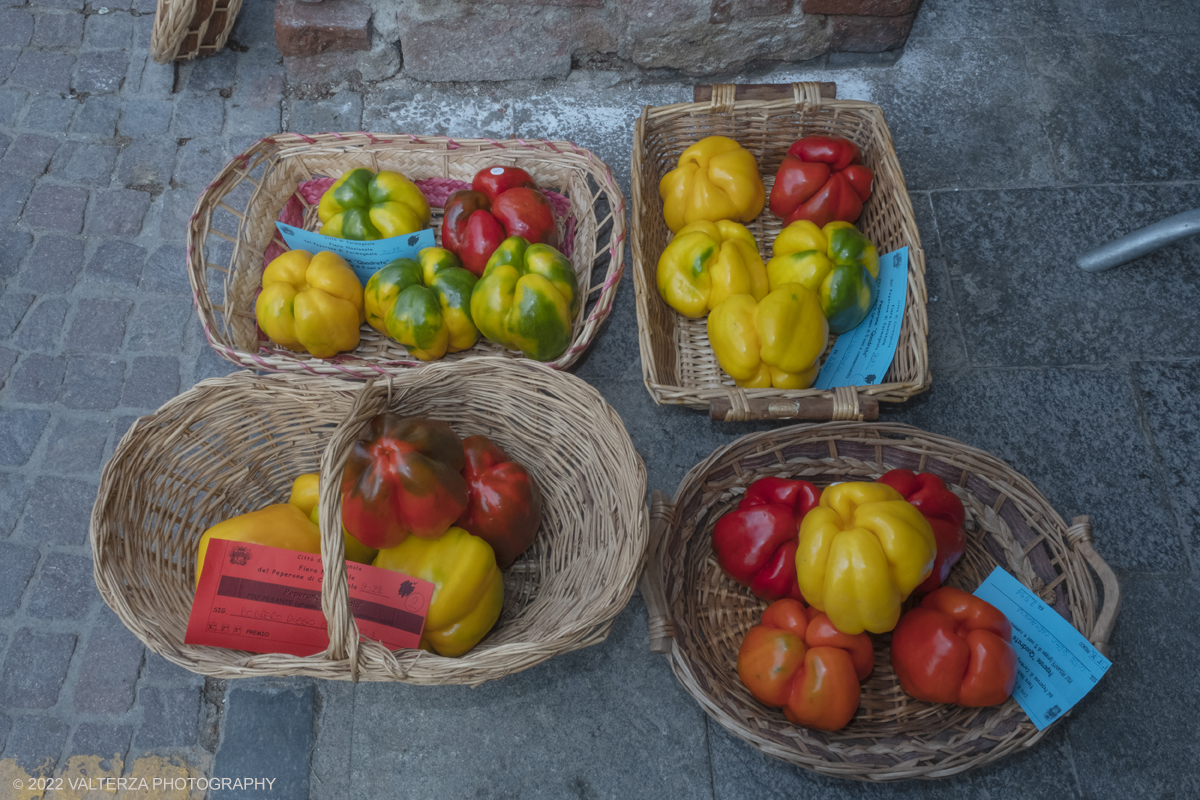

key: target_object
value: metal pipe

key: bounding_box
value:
[1077,207,1200,272]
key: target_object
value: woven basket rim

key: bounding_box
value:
[91,357,649,684]
[630,83,931,421]
[641,420,1120,780]
[186,132,627,381]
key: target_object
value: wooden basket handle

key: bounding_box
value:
[317,380,392,674]
[1066,515,1121,657]
[693,82,837,109]
[641,491,676,654]
[709,387,880,422]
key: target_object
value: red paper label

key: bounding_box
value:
[185,539,432,657]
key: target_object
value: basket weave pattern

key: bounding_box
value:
[150,0,242,63]
[631,83,930,419]
[91,358,648,684]
[642,422,1119,780]
[187,133,626,379]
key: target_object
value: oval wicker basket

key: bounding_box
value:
[640,422,1120,780]
[150,0,242,63]
[187,133,626,379]
[632,83,930,422]
[91,358,647,684]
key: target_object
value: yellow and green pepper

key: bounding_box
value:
[373,526,504,657]
[660,136,765,233]
[707,283,829,389]
[364,248,479,361]
[656,220,768,318]
[767,221,880,334]
[470,236,579,362]
[256,250,365,359]
[317,168,431,241]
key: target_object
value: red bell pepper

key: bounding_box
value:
[441,190,506,276]
[454,435,542,569]
[472,165,536,203]
[441,168,558,276]
[340,415,468,550]
[890,587,1018,707]
[737,599,873,731]
[712,477,821,602]
[876,469,966,595]
[768,136,874,228]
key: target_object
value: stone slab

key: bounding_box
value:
[1025,34,1200,183]
[212,685,314,798]
[931,183,1200,366]
[895,366,1181,573]
[343,598,711,799]
[1132,361,1200,561]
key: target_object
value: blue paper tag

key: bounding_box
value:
[973,567,1112,730]
[814,246,908,391]
[275,223,437,285]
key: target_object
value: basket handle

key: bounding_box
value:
[640,491,676,654]
[1066,516,1121,657]
[709,387,880,422]
[317,380,393,673]
[693,82,837,108]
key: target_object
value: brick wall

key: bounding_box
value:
[276,0,922,83]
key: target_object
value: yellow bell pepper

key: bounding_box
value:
[256,250,365,359]
[767,220,880,334]
[706,283,829,389]
[373,526,504,657]
[795,482,937,635]
[195,504,321,588]
[317,168,431,241]
[660,136,766,233]
[656,220,768,318]
[287,474,378,565]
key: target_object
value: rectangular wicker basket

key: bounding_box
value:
[187,133,625,379]
[631,83,930,421]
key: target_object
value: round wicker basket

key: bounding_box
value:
[641,422,1120,780]
[91,358,647,684]
[150,0,242,63]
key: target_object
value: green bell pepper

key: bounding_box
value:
[469,236,579,362]
[317,168,431,241]
[364,248,479,361]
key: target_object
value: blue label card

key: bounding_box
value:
[973,567,1112,730]
[814,246,908,391]
[275,223,437,285]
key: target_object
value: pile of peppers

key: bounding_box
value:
[717,472,1017,732]
[193,413,541,659]
[276,165,578,364]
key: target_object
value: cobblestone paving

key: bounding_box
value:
[1,0,1198,796]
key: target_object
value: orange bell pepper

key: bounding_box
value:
[736,598,873,731]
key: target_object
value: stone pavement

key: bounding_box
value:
[0,0,1198,796]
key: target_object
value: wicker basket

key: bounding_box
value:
[188,133,626,379]
[91,358,647,684]
[640,422,1120,780]
[150,0,242,63]
[632,83,930,422]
